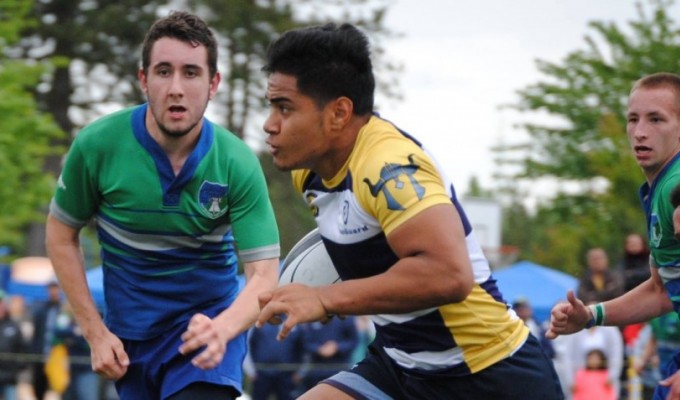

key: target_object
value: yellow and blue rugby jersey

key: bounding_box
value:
[292,116,528,376]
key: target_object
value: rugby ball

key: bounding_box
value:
[279,228,341,286]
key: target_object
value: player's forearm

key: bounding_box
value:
[599,276,671,326]
[213,258,279,340]
[46,216,106,341]
[319,260,469,316]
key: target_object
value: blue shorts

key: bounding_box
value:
[325,334,564,400]
[114,313,246,400]
[655,351,680,400]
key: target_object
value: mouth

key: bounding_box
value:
[265,140,277,155]
[168,105,187,119]
[634,145,652,159]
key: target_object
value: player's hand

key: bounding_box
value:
[89,328,129,380]
[659,369,680,399]
[179,313,227,370]
[545,290,590,339]
[256,283,331,341]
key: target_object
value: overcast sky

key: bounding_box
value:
[376,0,678,197]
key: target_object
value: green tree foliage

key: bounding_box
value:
[495,0,678,273]
[8,0,398,256]
[0,0,65,253]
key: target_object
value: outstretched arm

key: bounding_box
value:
[546,268,671,340]
[256,203,475,340]
[179,257,279,369]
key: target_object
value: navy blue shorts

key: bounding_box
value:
[114,317,246,400]
[325,334,564,400]
[654,350,680,400]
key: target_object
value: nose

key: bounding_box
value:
[168,72,184,97]
[628,121,647,142]
[263,112,279,136]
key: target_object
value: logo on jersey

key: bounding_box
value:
[57,175,66,191]
[363,154,425,210]
[198,181,229,219]
[650,213,662,247]
[306,192,319,217]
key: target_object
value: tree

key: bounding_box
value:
[10,0,400,257]
[192,0,399,255]
[0,0,65,254]
[495,0,678,272]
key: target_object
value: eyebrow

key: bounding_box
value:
[153,61,203,71]
[266,96,291,104]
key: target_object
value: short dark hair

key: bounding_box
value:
[262,23,375,115]
[141,11,218,78]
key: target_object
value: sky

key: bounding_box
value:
[376,0,677,197]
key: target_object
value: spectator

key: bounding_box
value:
[0,291,28,400]
[617,233,651,293]
[350,315,375,364]
[29,280,62,400]
[55,302,98,400]
[563,319,624,399]
[513,298,555,358]
[634,312,680,382]
[298,317,359,392]
[247,323,304,400]
[576,247,625,305]
[572,349,616,400]
[630,323,661,400]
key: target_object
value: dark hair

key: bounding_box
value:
[585,349,608,370]
[141,11,218,78]
[262,23,375,115]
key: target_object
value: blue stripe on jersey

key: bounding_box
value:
[96,212,237,267]
[377,310,457,352]
[322,233,397,280]
[449,184,472,235]
[481,275,507,306]
[131,105,214,207]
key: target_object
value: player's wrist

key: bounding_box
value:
[584,303,605,328]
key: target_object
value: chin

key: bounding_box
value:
[272,158,295,172]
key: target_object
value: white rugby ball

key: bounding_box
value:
[279,228,341,286]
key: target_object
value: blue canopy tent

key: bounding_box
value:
[85,266,106,312]
[5,257,106,312]
[493,260,578,324]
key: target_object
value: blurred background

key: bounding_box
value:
[2,0,680,399]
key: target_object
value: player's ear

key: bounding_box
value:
[328,97,353,130]
[138,68,148,94]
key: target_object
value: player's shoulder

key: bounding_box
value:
[210,121,258,158]
[657,166,680,198]
[354,116,425,168]
[74,105,138,148]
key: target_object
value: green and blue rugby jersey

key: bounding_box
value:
[50,104,280,340]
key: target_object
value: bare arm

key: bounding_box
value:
[257,203,475,339]
[546,266,671,339]
[45,214,128,379]
[321,203,474,313]
[179,257,279,369]
[600,267,671,325]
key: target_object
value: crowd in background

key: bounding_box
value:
[516,232,677,400]
[0,231,670,400]
[0,279,117,400]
